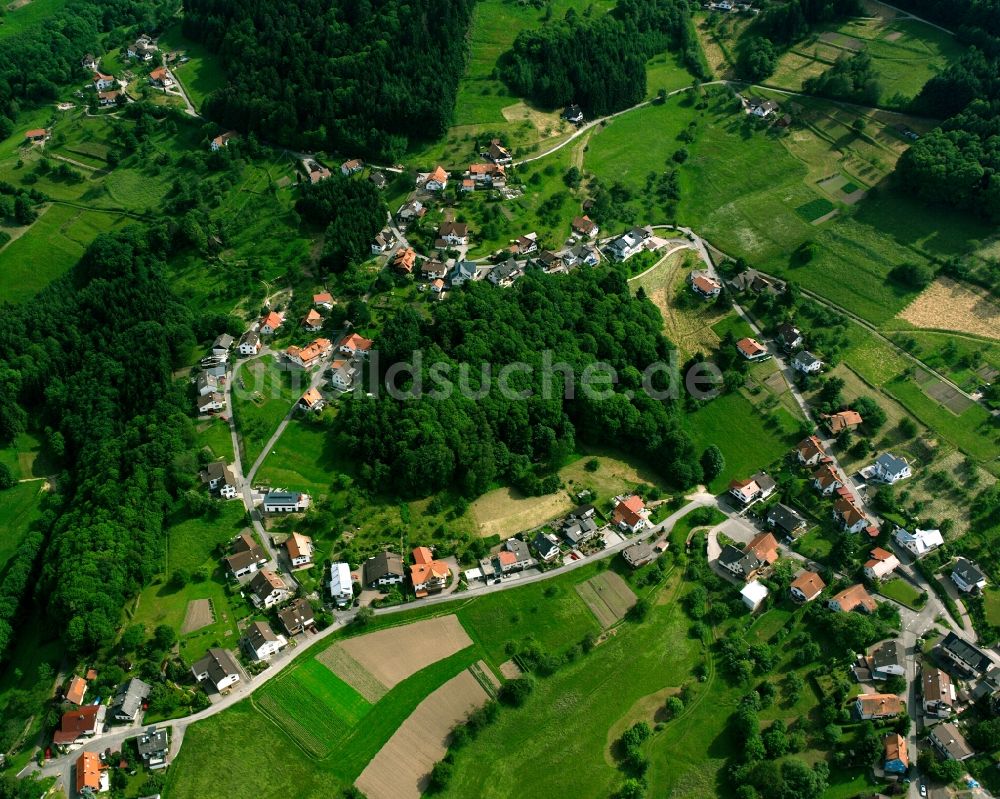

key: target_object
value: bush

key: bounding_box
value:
[0,463,13,490]
[498,677,534,707]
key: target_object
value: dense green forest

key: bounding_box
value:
[182,0,474,159]
[335,269,705,499]
[295,175,388,272]
[0,0,175,139]
[802,52,881,105]
[497,0,705,116]
[0,229,198,660]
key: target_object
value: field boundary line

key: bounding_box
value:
[249,689,327,761]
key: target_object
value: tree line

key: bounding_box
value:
[334,268,706,500]
[497,0,707,118]
[182,0,474,160]
[295,175,388,273]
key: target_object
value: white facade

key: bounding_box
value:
[329,562,353,607]
[741,580,768,611]
[895,527,943,558]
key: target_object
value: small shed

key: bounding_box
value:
[741,580,769,611]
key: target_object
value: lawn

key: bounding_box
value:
[0,481,44,570]
[983,589,1000,627]
[158,22,227,111]
[0,430,55,480]
[255,416,337,497]
[232,358,301,468]
[795,526,837,561]
[684,391,798,492]
[194,418,235,463]
[0,0,70,40]
[877,577,926,610]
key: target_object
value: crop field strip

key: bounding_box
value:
[576,571,637,628]
[316,644,390,703]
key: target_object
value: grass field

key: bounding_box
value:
[983,590,1000,627]
[255,416,337,497]
[194,419,235,463]
[232,358,300,467]
[877,578,925,610]
[0,481,44,570]
[0,0,70,39]
[158,23,227,111]
[0,430,54,480]
[576,571,637,627]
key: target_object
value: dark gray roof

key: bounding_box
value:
[929,722,974,761]
[953,558,985,585]
[792,350,821,370]
[245,621,278,650]
[277,597,315,634]
[111,678,150,718]
[752,472,777,494]
[506,538,531,561]
[192,648,239,686]
[533,532,559,555]
[719,544,745,569]
[623,541,654,566]
[213,333,234,349]
[876,452,909,474]
[363,551,404,584]
[872,640,901,670]
[766,503,805,534]
[941,632,992,674]
[137,728,168,758]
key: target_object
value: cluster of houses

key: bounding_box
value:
[794,434,879,538]
[72,726,168,797]
[194,334,233,415]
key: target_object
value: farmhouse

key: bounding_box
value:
[951,558,987,594]
[872,452,912,484]
[109,678,150,723]
[127,35,156,60]
[747,97,779,118]
[393,247,417,274]
[303,308,324,332]
[54,705,105,748]
[225,531,268,578]
[690,271,722,298]
[75,751,108,795]
[812,464,843,495]
[307,161,331,184]
[894,527,943,558]
[242,620,287,661]
[776,323,803,351]
[98,90,121,106]
[81,53,98,70]
[298,388,325,413]
[487,138,512,164]
[731,269,784,294]
[238,331,261,356]
[410,546,450,597]
[137,727,169,769]
[718,532,779,581]
[563,104,584,123]
[855,693,902,720]
[792,350,823,374]
[828,583,876,613]
[210,131,239,151]
[25,128,50,143]
[284,532,314,567]
[929,722,974,761]
[329,562,354,607]
[286,338,332,368]
[612,494,649,534]
[922,667,955,717]
[149,66,173,87]
[278,597,316,636]
[622,541,655,569]
[199,460,238,499]
[363,550,405,588]
[789,570,825,603]
[938,631,992,676]
[532,532,561,562]
[191,648,241,692]
[313,292,334,310]
[796,435,826,466]
[249,568,290,609]
[197,392,226,414]
[741,580,769,611]
[259,311,283,335]
[727,472,776,505]
[766,503,806,538]
[883,733,908,775]
[863,548,900,581]
[736,337,768,361]
[824,410,863,435]
[572,215,599,238]
[340,333,373,358]
[262,491,311,513]
[422,166,449,191]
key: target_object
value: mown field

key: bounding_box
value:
[0,481,44,570]
[158,22,228,111]
[0,0,70,39]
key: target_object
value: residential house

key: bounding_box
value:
[824,410,863,435]
[450,260,477,287]
[563,105,584,123]
[393,247,417,274]
[461,178,476,192]
[883,733,909,775]
[937,631,991,676]
[487,139,512,164]
[690,271,722,298]
[277,597,316,636]
[532,532,560,562]
[504,538,535,570]
[488,258,523,287]
[718,532,780,581]
[306,161,331,184]
[25,128,50,143]
[371,229,396,255]
[922,667,955,718]
[929,722,974,761]
[303,309,324,332]
[75,750,109,795]
[362,551,405,588]
[199,461,238,498]
[469,162,505,185]
[951,558,987,594]
[728,472,777,505]
[298,388,324,413]
[286,338,332,368]
[748,97,779,117]
[855,693,902,720]
[191,648,240,692]
[249,569,289,609]
[81,54,98,71]
[833,493,870,534]
[623,542,656,569]
[238,331,261,356]
[796,435,826,466]
[259,311,283,335]
[410,546,450,597]
[789,570,825,602]
[741,580,769,611]
[563,243,600,268]
[864,548,900,581]
[792,350,823,374]
[66,675,88,705]
[313,292,334,310]
[262,491,311,513]
[148,66,173,87]
[766,503,806,539]
[340,333,373,358]
[894,527,944,558]
[561,516,600,547]
[224,531,267,578]
[284,532,313,567]
[136,727,169,769]
[870,640,905,679]
[421,259,449,280]
[812,464,843,495]
[612,494,650,534]
[212,333,234,357]
[195,372,218,396]
[535,250,562,272]
[396,200,425,226]
[340,158,363,175]
[93,72,115,91]
[438,221,469,247]
[127,36,156,60]
[571,215,599,238]
[828,583,877,613]
[329,360,358,391]
[97,90,120,106]
[329,562,354,606]
[509,233,538,256]
[606,227,652,261]
[776,323,803,351]
[242,621,287,661]
[731,269,784,294]
[736,337,768,361]
[210,131,238,151]
[423,166,449,191]
[197,392,226,414]
[369,171,387,189]
[872,453,912,484]
[109,678,150,723]
[54,705,106,748]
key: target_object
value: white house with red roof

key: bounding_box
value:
[612,495,649,534]
[736,337,768,360]
[340,333,373,358]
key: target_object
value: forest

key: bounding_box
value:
[0,228,200,660]
[334,268,706,499]
[295,175,388,272]
[182,0,474,159]
[802,52,881,105]
[497,0,705,116]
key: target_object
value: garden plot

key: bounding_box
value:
[914,369,975,415]
[354,669,490,799]
[181,599,215,634]
[320,615,473,697]
[575,572,637,628]
[899,278,1000,340]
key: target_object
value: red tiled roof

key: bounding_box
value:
[737,337,766,357]
[790,570,825,600]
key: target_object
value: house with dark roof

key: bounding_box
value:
[792,350,823,374]
[730,269,783,294]
[450,260,477,287]
[109,678,150,723]
[563,105,584,123]
[718,532,779,581]
[532,532,561,562]
[796,435,826,466]
[870,640,905,679]
[776,323,803,351]
[929,722,974,761]
[938,631,992,676]
[277,597,316,636]
[922,667,954,718]
[728,472,777,505]
[623,542,655,569]
[248,569,290,609]
[951,558,987,594]
[766,503,806,538]
[224,530,267,579]
[192,648,241,692]
[873,452,912,484]
[137,727,169,769]
[242,620,287,661]
[562,516,600,547]
[362,551,405,588]
[505,538,535,570]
